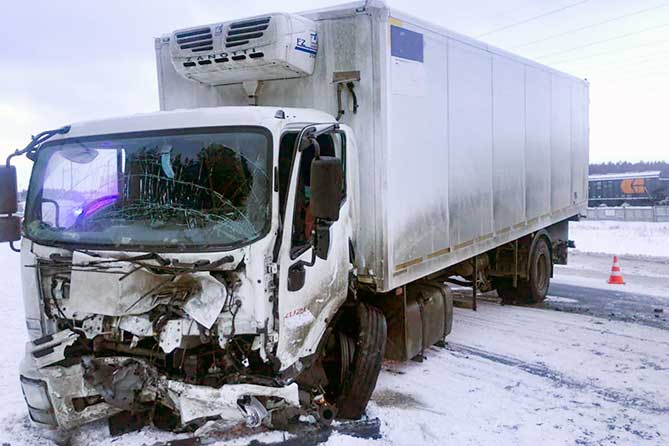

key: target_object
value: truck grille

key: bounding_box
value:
[225,17,270,48]
[176,27,213,52]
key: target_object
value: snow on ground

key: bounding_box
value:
[372,304,669,446]
[554,251,669,300]
[545,295,579,304]
[0,249,30,427]
[554,220,669,300]
[555,236,669,301]
[569,220,669,258]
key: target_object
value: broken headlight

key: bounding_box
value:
[20,376,57,426]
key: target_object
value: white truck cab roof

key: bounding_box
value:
[49,106,337,141]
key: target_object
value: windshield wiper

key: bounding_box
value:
[168,256,235,272]
[95,251,236,278]
[72,250,170,266]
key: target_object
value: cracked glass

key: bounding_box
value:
[25,127,271,250]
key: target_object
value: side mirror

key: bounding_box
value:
[0,216,21,243]
[310,157,343,222]
[287,263,306,291]
[0,166,18,215]
[0,166,20,243]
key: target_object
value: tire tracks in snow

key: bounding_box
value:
[447,342,669,415]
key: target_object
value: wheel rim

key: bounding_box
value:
[338,332,356,385]
[322,330,356,401]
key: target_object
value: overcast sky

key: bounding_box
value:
[1,0,668,185]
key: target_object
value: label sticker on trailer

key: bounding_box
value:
[390,22,426,97]
[295,32,319,57]
[390,25,424,63]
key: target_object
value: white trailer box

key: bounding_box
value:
[156,0,589,293]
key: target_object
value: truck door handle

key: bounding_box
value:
[288,262,306,291]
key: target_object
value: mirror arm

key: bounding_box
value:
[295,225,321,268]
[308,136,321,159]
[6,125,71,166]
[295,249,317,269]
[293,125,316,157]
[294,123,340,154]
[309,123,340,144]
[0,126,69,251]
[293,218,331,269]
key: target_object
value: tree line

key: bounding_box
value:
[589,161,669,177]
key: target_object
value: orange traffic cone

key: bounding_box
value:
[607,256,625,284]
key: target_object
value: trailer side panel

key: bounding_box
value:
[382,11,588,291]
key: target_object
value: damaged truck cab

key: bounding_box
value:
[11,108,362,431]
[0,0,588,435]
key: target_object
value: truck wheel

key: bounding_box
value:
[326,303,387,419]
[493,238,551,305]
[522,237,551,304]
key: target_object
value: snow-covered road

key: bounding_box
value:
[373,303,669,446]
[547,281,668,329]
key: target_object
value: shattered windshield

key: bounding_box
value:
[25,127,271,250]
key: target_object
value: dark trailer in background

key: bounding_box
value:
[588,171,669,207]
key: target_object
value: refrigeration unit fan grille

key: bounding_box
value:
[176,27,213,53]
[225,17,271,48]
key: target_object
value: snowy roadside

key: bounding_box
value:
[0,249,29,433]
[568,220,669,259]
[554,220,669,300]
[554,251,669,300]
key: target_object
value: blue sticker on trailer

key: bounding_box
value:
[295,32,319,55]
[391,25,424,63]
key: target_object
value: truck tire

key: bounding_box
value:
[494,238,551,305]
[336,303,387,419]
[521,237,551,304]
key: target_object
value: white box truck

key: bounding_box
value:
[0,0,588,434]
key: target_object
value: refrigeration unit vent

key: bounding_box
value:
[175,27,213,53]
[225,17,271,48]
[167,13,318,86]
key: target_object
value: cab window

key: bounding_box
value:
[290,132,346,257]
[277,132,297,221]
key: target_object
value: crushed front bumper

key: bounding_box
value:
[19,347,300,431]
[20,353,123,430]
